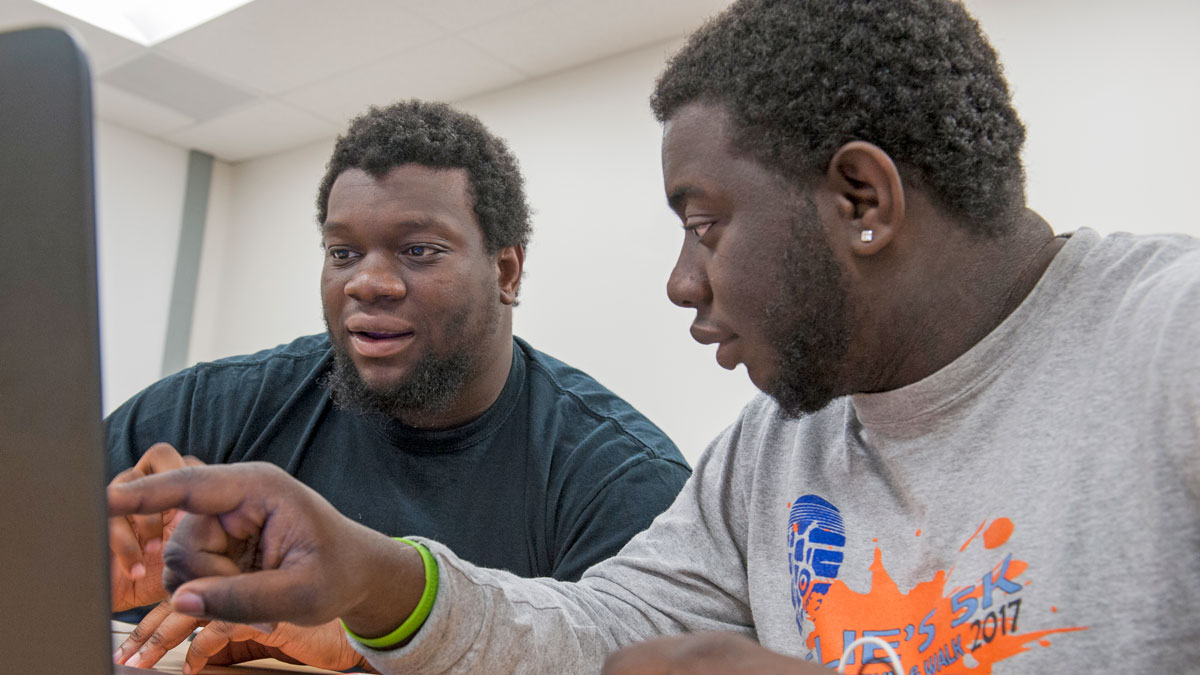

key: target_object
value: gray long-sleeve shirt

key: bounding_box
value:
[358,228,1200,674]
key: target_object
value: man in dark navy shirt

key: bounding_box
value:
[107,100,689,672]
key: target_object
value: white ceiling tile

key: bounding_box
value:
[398,0,551,32]
[155,0,445,95]
[0,0,144,70]
[163,100,340,162]
[281,36,526,126]
[460,0,732,76]
[101,52,258,121]
[93,80,196,136]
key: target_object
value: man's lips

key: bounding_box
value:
[347,329,414,358]
[690,324,740,370]
[355,330,410,339]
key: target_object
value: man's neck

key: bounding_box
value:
[858,210,1063,393]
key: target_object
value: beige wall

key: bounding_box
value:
[970,0,1200,238]
[94,119,188,412]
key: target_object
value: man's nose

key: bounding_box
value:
[666,240,710,309]
[344,253,406,302]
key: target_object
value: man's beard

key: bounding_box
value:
[762,199,852,418]
[322,304,497,423]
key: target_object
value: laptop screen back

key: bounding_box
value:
[0,25,112,673]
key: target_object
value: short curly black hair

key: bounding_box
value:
[651,0,1026,235]
[316,99,531,253]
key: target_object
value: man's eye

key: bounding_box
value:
[328,248,354,260]
[403,245,442,257]
[684,220,715,239]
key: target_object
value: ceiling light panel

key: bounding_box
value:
[32,0,255,45]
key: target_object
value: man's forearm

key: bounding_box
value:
[352,540,675,674]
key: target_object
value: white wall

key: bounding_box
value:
[94,119,188,413]
[188,138,332,360]
[969,0,1200,238]
[102,1,1200,463]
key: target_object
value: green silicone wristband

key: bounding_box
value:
[340,538,439,650]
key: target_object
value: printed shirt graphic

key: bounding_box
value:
[787,495,1087,674]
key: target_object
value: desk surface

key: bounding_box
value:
[113,622,353,674]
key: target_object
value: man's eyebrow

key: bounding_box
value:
[393,216,453,231]
[667,185,705,212]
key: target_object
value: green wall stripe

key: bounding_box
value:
[161,150,213,377]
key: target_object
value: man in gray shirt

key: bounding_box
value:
[109,0,1200,673]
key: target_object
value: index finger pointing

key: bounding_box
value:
[107,463,282,520]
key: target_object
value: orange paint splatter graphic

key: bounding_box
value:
[982,518,1013,549]
[800,518,1086,674]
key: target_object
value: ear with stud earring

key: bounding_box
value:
[860,229,874,243]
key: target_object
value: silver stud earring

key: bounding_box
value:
[860,229,874,243]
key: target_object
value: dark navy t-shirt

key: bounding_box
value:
[106,335,689,582]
